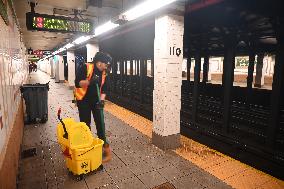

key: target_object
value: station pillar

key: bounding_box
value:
[152,13,184,150]
[54,55,64,83]
[67,50,75,89]
[46,59,51,75]
[86,43,99,62]
[58,55,65,82]
[50,58,55,78]
[54,56,59,82]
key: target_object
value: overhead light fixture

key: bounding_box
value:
[63,43,74,49]
[60,48,66,52]
[111,14,128,25]
[74,36,92,44]
[122,0,177,21]
[47,0,177,60]
[94,21,119,37]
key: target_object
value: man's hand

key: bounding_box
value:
[89,75,99,86]
[95,100,105,109]
[79,80,90,88]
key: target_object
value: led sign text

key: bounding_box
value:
[26,12,93,34]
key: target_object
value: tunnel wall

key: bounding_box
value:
[0,3,29,189]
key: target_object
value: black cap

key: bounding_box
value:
[93,52,112,65]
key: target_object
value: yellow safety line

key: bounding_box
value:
[104,101,284,189]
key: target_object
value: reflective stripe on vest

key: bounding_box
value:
[74,63,94,100]
[100,70,106,95]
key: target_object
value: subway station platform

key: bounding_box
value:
[17,71,231,189]
[17,71,283,189]
[1,0,284,189]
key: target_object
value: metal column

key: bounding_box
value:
[246,51,255,105]
[222,42,236,133]
[203,55,209,83]
[192,54,201,125]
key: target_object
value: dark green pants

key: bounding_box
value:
[77,101,107,145]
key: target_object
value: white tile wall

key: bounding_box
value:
[67,51,75,87]
[50,58,55,78]
[58,55,65,81]
[0,5,28,154]
[86,43,99,62]
[153,14,184,137]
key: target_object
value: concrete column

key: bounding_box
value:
[47,59,51,75]
[152,14,184,150]
[208,59,212,81]
[50,58,55,78]
[58,55,65,82]
[45,59,49,73]
[86,43,99,62]
[54,55,64,83]
[55,56,60,83]
[43,60,46,73]
[67,51,76,89]
[254,53,265,88]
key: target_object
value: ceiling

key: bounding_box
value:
[14,0,144,51]
[184,0,283,56]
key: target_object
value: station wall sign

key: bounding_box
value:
[27,49,51,56]
[33,49,43,56]
[26,12,94,34]
[170,46,182,57]
[43,50,51,55]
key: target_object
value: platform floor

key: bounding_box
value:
[17,71,282,189]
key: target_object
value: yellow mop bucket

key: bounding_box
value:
[56,108,104,176]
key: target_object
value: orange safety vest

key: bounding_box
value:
[74,63,106,101]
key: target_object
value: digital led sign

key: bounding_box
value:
[26,12,93,34]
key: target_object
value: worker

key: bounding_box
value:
[74,51,112,163]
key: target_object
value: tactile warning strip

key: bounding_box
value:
[105,102,152,138]
[104,102,284,189]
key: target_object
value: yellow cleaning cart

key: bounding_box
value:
[56,108,104,176]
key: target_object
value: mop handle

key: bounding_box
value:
[57,108,68,139]
[95,84,106,140]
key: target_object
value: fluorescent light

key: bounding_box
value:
[74,36,92,44]
[63,43,74,49]
[58,48,65,52]
[45,0,177,60]
[122,0,177,21]
[94,21,119,36]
